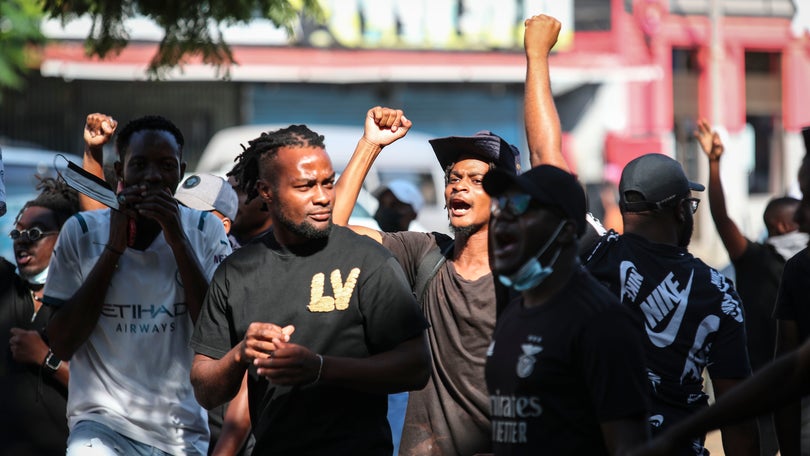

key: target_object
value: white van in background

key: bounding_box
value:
[196,124,449,234]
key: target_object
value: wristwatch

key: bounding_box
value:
[43,349,62,373]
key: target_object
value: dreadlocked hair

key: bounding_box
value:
[227,125,325,203]
[115,115,185,161]
[16,177,80,228]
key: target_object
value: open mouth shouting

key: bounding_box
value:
[449,198,472,217]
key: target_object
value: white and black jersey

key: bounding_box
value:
[581,225,751,455]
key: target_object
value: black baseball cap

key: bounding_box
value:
[429,131,521,176]
[483,165,586,236]
[619,153,704,213]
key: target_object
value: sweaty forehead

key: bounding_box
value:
[272,146,333,179]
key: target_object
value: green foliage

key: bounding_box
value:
[0,0,45,91]
[40,0,324,77]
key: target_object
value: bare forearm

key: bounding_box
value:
[664,356,806,449]
[191,352,248,410]
[334,139,382,225]
[81,146,109,211]
[47,248,120,359]
[706,159,727,219]
[706,157,748,258]
[525,58,566,171]
[211,375,251,456]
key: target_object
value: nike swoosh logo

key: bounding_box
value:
[619,261,640,302]
[680,314,720,383]
[645,270,694,348]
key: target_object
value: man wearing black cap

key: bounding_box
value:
[630,126,810,456]
[484,164,649,455]
[579,153,759,455]
[334,16,564,456]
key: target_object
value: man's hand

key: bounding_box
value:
[524,14,561,61]
[9,328,49,366]
[84,113,117,150]
[237,323,295,365]
[117,184,188,245]
[695,119,724,161]
[255,338,322,385]
[362,106,411,148]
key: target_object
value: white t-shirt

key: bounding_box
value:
[44,207,231,455]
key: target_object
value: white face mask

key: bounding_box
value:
[497,220,566,291]
[766,231,810,261]
[20,265,49,286]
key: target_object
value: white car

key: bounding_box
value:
[0,145,83,263]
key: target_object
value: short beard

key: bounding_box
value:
[277,210,331,240]
[451,222,485,239]
[678,218,693,248]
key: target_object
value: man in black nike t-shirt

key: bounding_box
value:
[579,153,759,456]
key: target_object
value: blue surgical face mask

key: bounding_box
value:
[20,265,49,286]
[498,220,566,291]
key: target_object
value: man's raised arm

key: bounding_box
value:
[524,14,567,171]
[333,106,411,242]
[81,113,117,211]
[696,119,748,259]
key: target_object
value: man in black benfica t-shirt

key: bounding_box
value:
[484,164,649,456]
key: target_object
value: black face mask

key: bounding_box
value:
[375,207,406,232]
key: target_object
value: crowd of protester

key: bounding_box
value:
[3,12,810,456]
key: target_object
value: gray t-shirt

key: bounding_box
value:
[382,231,495,456]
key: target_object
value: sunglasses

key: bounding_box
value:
[491,194,533,218]
[9,227,58,242]
[683,197,700,214]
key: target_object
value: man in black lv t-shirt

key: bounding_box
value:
[190,124,430,455]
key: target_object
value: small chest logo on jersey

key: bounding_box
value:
[308,268,360,312]
[517,340,543,378]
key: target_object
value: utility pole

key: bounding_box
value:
[699,0,727,266]
[710,0,723,127]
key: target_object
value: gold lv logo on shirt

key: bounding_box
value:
[308,268,361,312]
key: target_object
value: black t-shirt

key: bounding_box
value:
[773,247,810,343]
[191,226,429,455]
[0,259,68,455]
[485,268,648,456]
[581,230,751,453]
[732,241,785,370]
